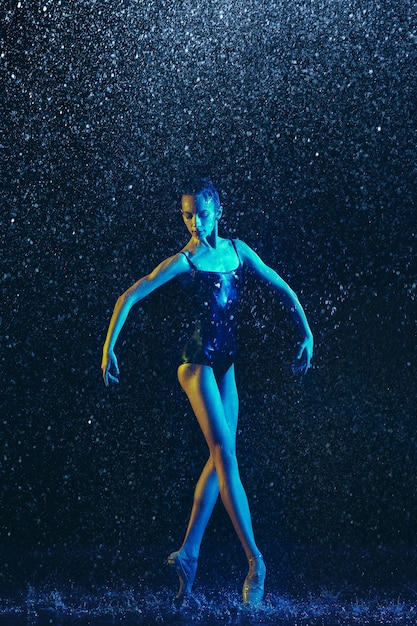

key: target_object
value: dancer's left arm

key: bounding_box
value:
[236,239,314,373]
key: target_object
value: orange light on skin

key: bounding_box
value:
[181,194,218,217]
[181,194,197,213]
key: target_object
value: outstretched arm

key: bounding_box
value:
[101,252,188,386]
[235,239,314,373]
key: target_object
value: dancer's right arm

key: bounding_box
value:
[101,252,188,386]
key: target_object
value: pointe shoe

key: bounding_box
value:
[167,550,198,603]
[242,554,266,605]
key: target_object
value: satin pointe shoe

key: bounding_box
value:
[242,553,266,605]
[167,550,198,603]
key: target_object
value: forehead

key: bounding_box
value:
[181,194,215,213]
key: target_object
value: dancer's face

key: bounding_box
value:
[181,194,221,240]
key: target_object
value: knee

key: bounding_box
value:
[211,442,238,476]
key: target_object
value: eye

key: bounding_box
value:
[181,211,193,220]
[198,211,210,219]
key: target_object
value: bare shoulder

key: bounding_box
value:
[233,239,264,265]
[169,250,190,268]
[233,239,290,289]
[148,250,190,280]
[166,250,191,272]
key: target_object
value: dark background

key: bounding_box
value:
[1,0,416,603]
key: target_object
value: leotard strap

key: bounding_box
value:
[180,251,198,270]
[230,239,242,266]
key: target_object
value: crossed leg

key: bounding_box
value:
[169,363,265,603]
[178,362,239,560]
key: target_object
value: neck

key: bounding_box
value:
[207,223,219,248]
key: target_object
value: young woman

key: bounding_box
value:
[101,179,313,605]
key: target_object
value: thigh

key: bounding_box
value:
[177,363,234,453]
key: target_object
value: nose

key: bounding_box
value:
[192,214,201,228]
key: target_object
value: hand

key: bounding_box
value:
[293,334,313,374]
[101,349,120,386]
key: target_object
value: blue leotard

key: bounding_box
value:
[180,240,242,377]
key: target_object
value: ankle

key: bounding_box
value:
[247,553,266,575]
[248,553,263,563]
[180,547,199,562]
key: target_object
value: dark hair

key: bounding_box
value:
[184,177,221,209]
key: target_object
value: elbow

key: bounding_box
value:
[118,290,136,309]
[117,292,129,306]
[289,287,300,305]
[285,291,301,314]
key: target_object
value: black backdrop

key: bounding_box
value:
[1,0,416,599]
